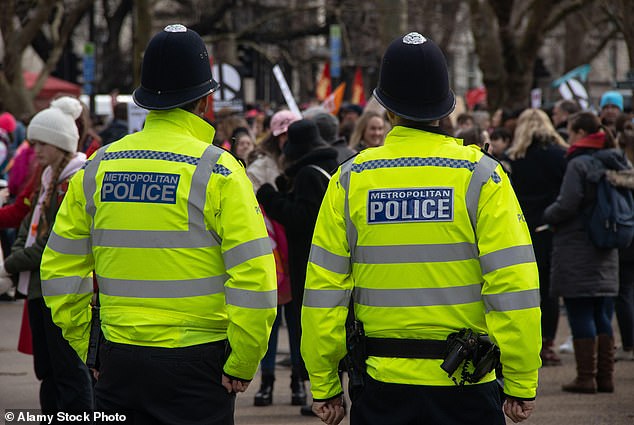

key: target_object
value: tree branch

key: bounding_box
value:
[188,0,237,35]
[543,0,593,33]
[30,0,92,98]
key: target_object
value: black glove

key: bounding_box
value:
[275,174,290,193]
[256,183,277,204]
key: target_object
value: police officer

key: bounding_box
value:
[301,32,541,425]
[40,25,276,424]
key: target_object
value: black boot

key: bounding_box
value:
[290,374,307,405]
[254,375,274,406]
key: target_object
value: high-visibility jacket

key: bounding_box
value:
[41,108,277,380]
[301,125,541,400]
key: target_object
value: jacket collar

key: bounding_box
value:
[143,108,216,144]
[385,125,461,146]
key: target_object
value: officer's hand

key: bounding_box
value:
[503,398,535,423]
[313,395,345,425]
[221,374,250,393]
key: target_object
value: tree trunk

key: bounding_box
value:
[133,0,152,88]
[377,0,407,53]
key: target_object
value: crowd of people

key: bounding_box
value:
[0,23,632,425]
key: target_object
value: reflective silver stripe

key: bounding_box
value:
[42,276,94,296]
[303,288,351,308]
[97,274,227,298]
[465,155,499,231]
[482,289,540,312]
[309,244,351,274]
[223,237,272,270]
[340,160,358,260]
[225,287,277,309]
[47,231,91,255]
[189,145,222,231]
[355,284,482,307]
[355,242,477,264]
[84,146,107,217]
[92,228,219,249]
[480,245,536,275]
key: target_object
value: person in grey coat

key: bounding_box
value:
[543,111,629,395]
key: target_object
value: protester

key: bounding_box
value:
[2,96,92,414]
[301,32,540,425]
[506,108,569,366]
[598,91,623,135]
[455,124,490,151]
[39,25,276,424]
[247,110,300,191]
[310,112,356,164]
[348,110,386,152]
[489,127,512,157]
[614,119,634,361]
[455,112,475,132]
[245,110,304,409]
[543,111,626,393]
[256,119,338,417]
[551,99,580,141]
[229,126,256,165]
[99,102,129,145]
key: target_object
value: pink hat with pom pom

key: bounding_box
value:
[0,112,16,134]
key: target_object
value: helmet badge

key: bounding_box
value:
[164,24,187,33]
[402,32,427,45]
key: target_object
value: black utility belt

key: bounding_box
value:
[365,337,447,359]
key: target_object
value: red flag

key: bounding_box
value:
[351,67,366,106]
[321,83,346,115]
[316,63,332,101]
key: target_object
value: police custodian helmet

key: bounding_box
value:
[133,24,220,110]
[373,32,455,121]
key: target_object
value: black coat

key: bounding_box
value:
[256,147,339,305]
[508,142,567,289]
[508,143,567,232]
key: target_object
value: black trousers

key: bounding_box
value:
[28,297,94,415]
[95,339,235,425]
[350,375,504,425]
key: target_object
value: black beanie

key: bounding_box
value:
[283,119,328,161]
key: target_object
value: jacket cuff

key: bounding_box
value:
[313,392,344,403]
[504,393,536,402]
[223,371,252,383]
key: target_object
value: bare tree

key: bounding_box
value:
[468,0,596,112]
[601,0,634,72]
[100,0,134,92]
[0,0,92,117]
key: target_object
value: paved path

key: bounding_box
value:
[1,300,633,424]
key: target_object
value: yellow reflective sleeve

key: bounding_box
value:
[477,162,541,398]
[41,170,94,361]
[302,169,351,400]
[214,157,277,380]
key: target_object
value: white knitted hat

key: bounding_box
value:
[27,97,82,153]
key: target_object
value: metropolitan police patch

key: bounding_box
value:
[367,187,454,224]
[101,171,180,204]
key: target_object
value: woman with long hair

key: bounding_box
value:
[507,108,569,366]
[245,110,307,408]
[348,111,387,152]
[2,97,91,413]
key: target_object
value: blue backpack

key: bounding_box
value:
[584,153,634,250]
